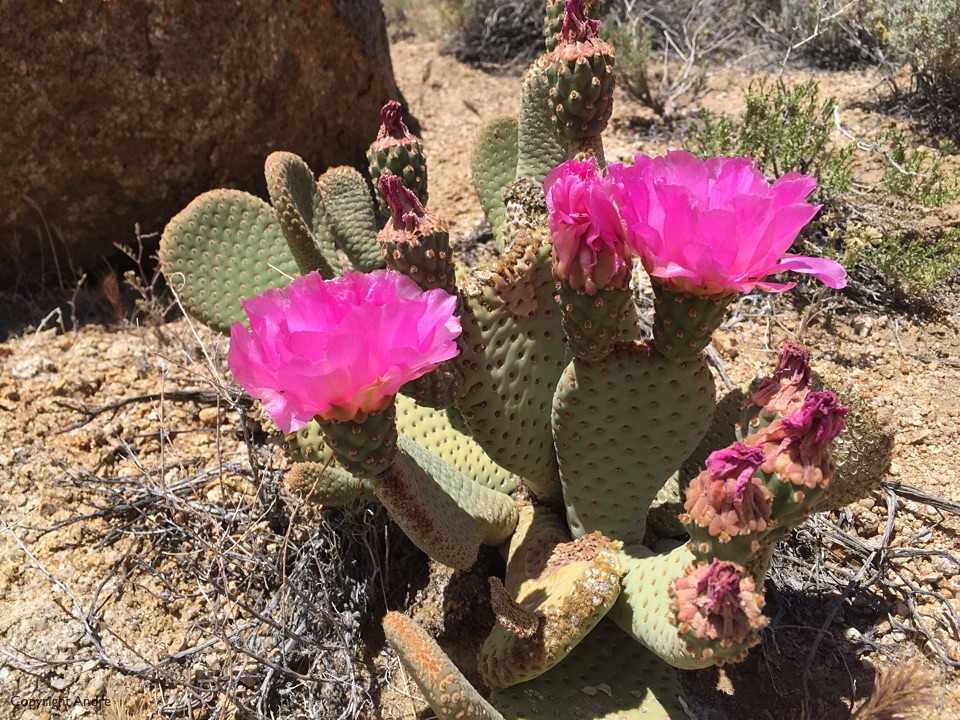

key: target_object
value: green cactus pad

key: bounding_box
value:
[611,542,768,669]
[471,116,519,249]
[651,284,734,363]
[609,543,713,670]
[679,387,745,487]
[557,285,634,362]
[316,405,399,478]
[552,341,715,544]
[383,611,505,720]
[400,360,464,410]
[264,151,341,278]
[316,166,384,272]
[546,45,615,141]
[369,435,519,569]
[517,55,569,185]
[490,617,688,719]
[479,504,624,688]
[160,189,298,333]
[458,227,567,504]
[284,461,374,505]
[368,142,429,217]
[286,394,517,495]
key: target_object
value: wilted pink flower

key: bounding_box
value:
[671,559,767,646]
[228,270,461,432]
[544,158,633,294]
[559,0,601,45]
[609,150,847,297]
[748,390,849,489]
[683,443,773,541]
[748,341,813,414]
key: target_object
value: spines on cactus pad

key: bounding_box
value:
[284,461,374,506]
[368,435,518,569]
[516,54,569,185]
[316,166,384,272]
[285,394,517,495]
[159,189,298,333]
[471,116,519,250]
[263,151,341,278]
[479,503,624,688]
[812,376,893,513]
[502,177,550,247]
[552,341,715,544]
[490,617,688,719]
[383,611,505,720]
[457,226,567,504]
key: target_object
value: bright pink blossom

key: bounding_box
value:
[228,270,461,432]
[544,158,633,294]
[609,150,847,297]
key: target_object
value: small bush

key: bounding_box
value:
[878,131,959,207]
[767,0,884,69]
[872,0,960,97]
[686,79,856,199]
[602,0,743,119]
[686,78,960,294]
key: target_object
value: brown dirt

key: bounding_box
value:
[1,39,958,720]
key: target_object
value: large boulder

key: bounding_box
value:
[0,0,403,286]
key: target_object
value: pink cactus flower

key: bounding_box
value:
[748,390,849,489]
[544,157,633,294]
[683,443,773,541]
[609,150,848,297]
[379,175,432,235]
[228,270,461,432]
[748,341,814,414]
[559,0,601,45]
[672,559,767,646]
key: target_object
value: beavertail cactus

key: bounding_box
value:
[367,100,428,215]
[158,2,887,717]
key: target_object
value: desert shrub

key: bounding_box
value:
[878,131,960,207]
[687,78,960,293]
[382,0,482,43]
[764,0,884,69]
[862,228,960,288]
[601,0,714,119]
[871,0,960,97]
[686,78,856,199]
[442,0,547,65]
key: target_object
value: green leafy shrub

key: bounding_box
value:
[871,1,960,97]
[878,131,959,207]
[686,78,960,292]
[686,79,856,199]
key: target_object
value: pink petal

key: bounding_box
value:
[774,254,848,289]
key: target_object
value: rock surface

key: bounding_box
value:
[0,0,401,286]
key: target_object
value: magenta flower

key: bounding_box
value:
[544,158,633,294]
[683,443,773,541]
[671,559,767,646]
[609,150,847,297]
[748,390,849,489]
[228,270,461,432]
